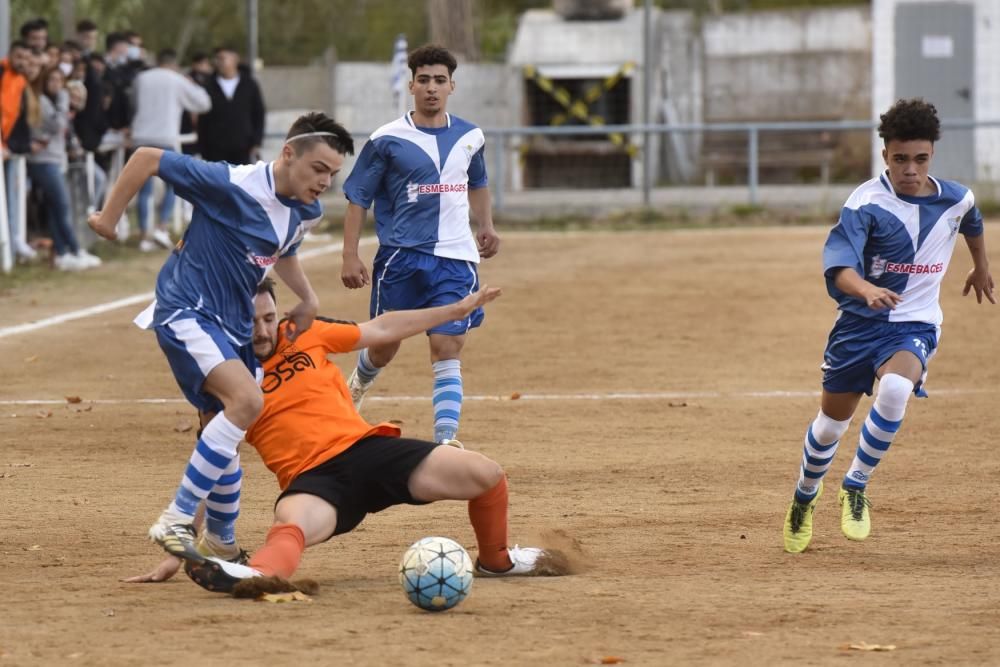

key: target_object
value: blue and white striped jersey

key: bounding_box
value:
[343,112,487,263]
[136,152,322,345]
[824,171,983,325]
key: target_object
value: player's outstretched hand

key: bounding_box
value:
[121,555,182,583]
[861,285,902,310]
[477,226,501,259]
[457,286,502,316]
[285,299,318,342]
[341,255,371,289]
[963,267,996,304]
[87,211,118,241]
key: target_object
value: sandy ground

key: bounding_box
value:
[2,227,999,666]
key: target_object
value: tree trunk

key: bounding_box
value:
[427,0,478,61]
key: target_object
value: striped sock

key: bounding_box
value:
[356,348,381,384]
[205,455,242,544]
[843,374,912,490]
[794,411,851,503]
[168,412,246,521]
[432,359,462,443]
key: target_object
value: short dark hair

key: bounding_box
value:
[106,32,128,51]
[19,19,47,38]
[407,44,457,77]
[76,19,98,33]
[285,112,355,157]
[214,45,239,56]
[156,48,177,65]
[190,51,209,64]
[10,40,30,53]
[62,40,83,52]
[257,277,277,304]
[878,98,941,145]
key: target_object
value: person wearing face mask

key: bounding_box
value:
[103,32,146,132]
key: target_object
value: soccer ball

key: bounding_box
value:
[398,536,474,612]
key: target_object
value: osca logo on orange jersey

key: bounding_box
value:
[261,351,315,393]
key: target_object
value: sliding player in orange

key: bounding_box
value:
[170,278,560,593]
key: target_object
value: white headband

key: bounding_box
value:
[285,131,337,143]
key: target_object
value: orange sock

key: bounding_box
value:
[468,476,512,572]
[248,523,305,578]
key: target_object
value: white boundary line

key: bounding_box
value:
[0,237,378,340]
[0,387,988,407]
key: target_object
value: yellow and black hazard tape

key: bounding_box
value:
[523,62,637,157]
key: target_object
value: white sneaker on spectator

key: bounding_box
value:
[76,249,102,268]
[15,240,37,261]
[151,228,173,249]
[54,253,87,271]
[138,239,158,253]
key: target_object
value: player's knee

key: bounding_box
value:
[227,387,264,426]
[814,410,852,443]
[877,373,914,404]
[472,455,504,491]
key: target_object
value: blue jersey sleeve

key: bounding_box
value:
[468,146,488,189]
[343,140,388,209]
[959,205,984,237]
[157,152,231,214]
[823,206,871,294]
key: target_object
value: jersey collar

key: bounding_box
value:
[404,110,451,130]
[265,160,309,209]
[879,169,941,199]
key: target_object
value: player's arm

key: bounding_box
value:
[962,232,995,304]
[87,147,164,240]
[469,186,500,259]
[274,254,320,342]
[341,203,371,288]
[354,286,501,350]
[829,268,902,310]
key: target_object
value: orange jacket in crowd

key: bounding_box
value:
[0,57,27,142]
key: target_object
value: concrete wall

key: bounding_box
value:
[702,7,871,121]
[872,0,1000,182]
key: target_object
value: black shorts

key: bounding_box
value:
[277,435,440,538]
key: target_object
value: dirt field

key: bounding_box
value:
[2,226,999,666]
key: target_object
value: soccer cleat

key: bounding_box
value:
[475,545,547,577]
[148,517,204,563]
[438,438,465,450]
[783,482,823,553]
[184,556,262,594]
[347,368,374,411]
[838,487,872,541]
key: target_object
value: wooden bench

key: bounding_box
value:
[701,127,839,186]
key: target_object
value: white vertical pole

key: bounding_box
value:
[14,155,26,250]
[0,138,12,274]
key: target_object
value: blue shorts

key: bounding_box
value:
[370,246,484,336]
[821,312,939,396]
[154,315,260,413]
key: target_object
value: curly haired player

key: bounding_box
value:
[782,98,994,553]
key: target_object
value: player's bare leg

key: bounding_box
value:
[429,333,466,448]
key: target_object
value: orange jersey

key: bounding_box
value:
[247,318,400,489]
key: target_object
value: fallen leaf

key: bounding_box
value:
[35,410,53,419]
[25,545,41,551]
[0,473,11,479]
[510,392,522,400]
[593,658,625,665]
[8,463,32,468]
[65,396,82,404]
[840,642,897,652]
[173,421,194,433]
[741,631,763,638]
[101,608,115,617]
[668,401,687,408]
[258,591,312,603]
[72,406,93,413]
[388,419,404,425]
[23,355,38,363]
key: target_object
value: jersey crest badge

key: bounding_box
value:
[869,254,887,279]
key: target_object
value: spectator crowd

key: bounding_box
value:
[1,17,267,270]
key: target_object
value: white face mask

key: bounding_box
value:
[126,45,141,61]
[58,61,73,76]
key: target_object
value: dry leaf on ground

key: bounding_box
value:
[257,591,313,603]
[35,410,53,419]
[173,422,194,433]
[510,392,522,400]
[65,396,82,404]
[840,642,897,652]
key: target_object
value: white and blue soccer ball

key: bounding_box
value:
[398,536,474,612]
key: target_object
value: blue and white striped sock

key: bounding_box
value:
[843,374,912,490]
[432,359,462,443]
[205,455,242,544]
[356,348,381,384]
[794,411,851,503]
[168,413,245,522]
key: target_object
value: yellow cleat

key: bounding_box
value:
[838,487,872,541]
[783,482,823,553]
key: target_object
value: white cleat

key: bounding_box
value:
[184,556,262,593]
[347,368,374,411]
[475,545,547,577]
